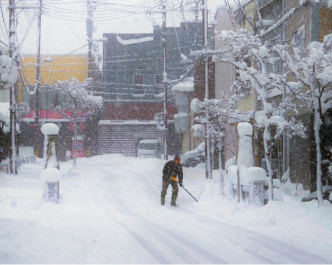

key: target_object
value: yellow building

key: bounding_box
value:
[17,54,88,103]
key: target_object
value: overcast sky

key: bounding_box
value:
[0,0,225,55]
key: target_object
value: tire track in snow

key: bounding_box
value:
[87,173,174,263]
[112,218,171,263]
[178,207,332,264]
[113,201,277,264]
[90,164,253,263]
[95,176,226,263]
[83,157,331,264]
[115,202,224,263]
[102,188,229,263]
[94,161,269,263]
[110,204,226,263]
[108,174,327,263]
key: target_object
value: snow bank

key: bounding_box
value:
[40,168,61,181]
[1,155,332,263]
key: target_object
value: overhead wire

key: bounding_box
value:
[0,0,9,38]
[4,0,202,96]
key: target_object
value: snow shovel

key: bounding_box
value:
[171,176,199,202]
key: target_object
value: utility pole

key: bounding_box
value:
[162,0,168,160]
[8,0,17,174]
[86,0,95,78]
[195,0,199,23]
[34,0,42,126]
[203,0,212,178]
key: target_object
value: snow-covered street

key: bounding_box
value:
[1,155,332,264]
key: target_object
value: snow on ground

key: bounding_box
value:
[1,154,332,263]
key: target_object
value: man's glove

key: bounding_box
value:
[179,182,183,187]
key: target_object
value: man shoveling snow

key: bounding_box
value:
[161,154,183,206]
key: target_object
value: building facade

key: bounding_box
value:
[100,22,213,157]
[214,0,332,191]
[18,54,95,160]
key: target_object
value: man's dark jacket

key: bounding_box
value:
[162,160,183,185]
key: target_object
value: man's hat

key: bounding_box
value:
[174,154,181,160]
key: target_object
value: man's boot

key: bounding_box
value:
[171,191,177,207]
[161,197,165,206]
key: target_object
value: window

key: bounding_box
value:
[155,74,163,85]
[292,26,305,50]
[154,74,163,94]
[133,74,144,94]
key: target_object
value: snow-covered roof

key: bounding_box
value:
[116,35,153,46]
[139,139,159,144]
[171,78,194,92]
[22,118,71,123]
[99,120,157,125]
[174,112,188,119]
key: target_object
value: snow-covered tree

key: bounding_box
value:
[0,47,17,90]
[214,29,306,201]
[273,34,332,205]
[191,95,250,190]
[55,78,103,167]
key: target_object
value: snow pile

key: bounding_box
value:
[0,105,9,131]
[190,98,203,113]
[174,112,188,119]
[180,53,192,64]
[237,122,254,169]
[172,78,194,92]
[41,123,59,136]
[247,167,266,183]
[225,156,236,172]
[0,54,17,89]
[228,165,239,185]
[191,124,205,137]
[116,35,153,45]
[40,168,61,181]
